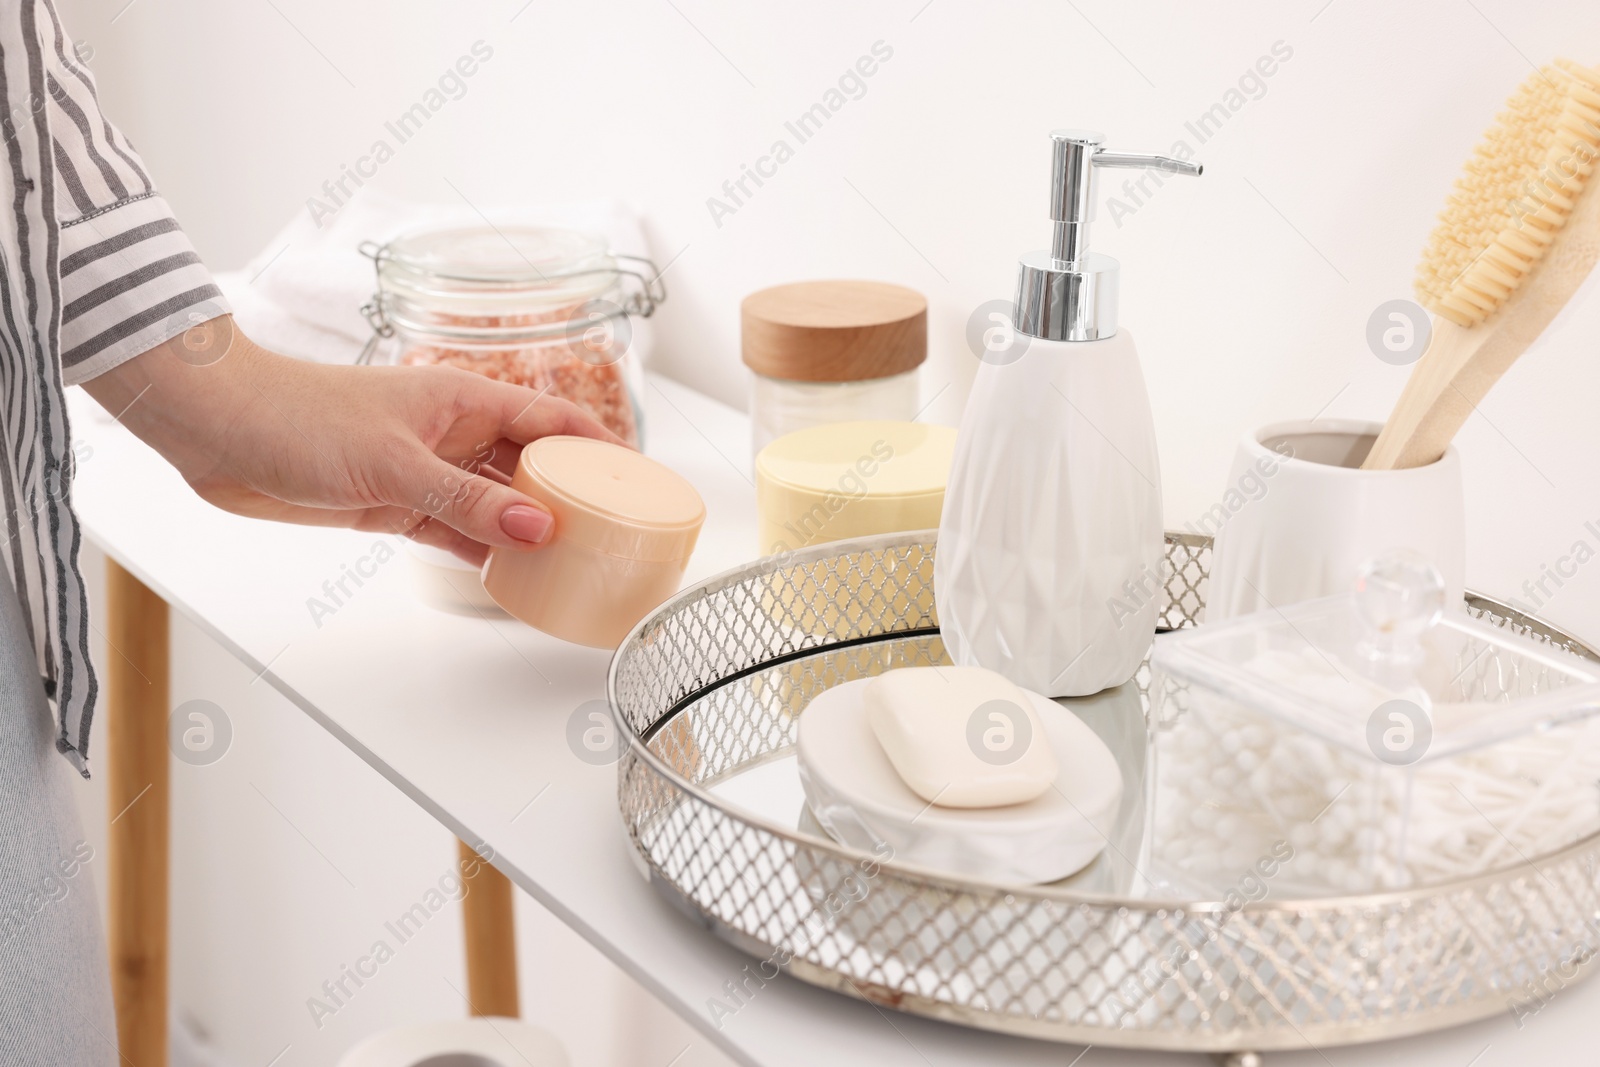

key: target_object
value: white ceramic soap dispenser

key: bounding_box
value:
[936,129,1202,697]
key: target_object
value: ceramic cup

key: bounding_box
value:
[1205,419,1464,623]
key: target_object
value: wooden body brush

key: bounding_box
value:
[1364,60,1600,471]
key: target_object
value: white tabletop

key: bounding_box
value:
[67,376,1596,1067]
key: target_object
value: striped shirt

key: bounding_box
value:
[1,0,225,774]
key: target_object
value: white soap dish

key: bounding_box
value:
[796,677,1123,885]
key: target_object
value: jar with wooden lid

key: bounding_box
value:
[741,280,926,456]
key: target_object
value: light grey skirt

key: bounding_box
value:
[0,571,116,1066]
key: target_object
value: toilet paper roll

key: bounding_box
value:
[336,1018,569,1067]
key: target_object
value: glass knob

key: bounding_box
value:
[1355,551,1446,662]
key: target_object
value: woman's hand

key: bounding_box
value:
[81,316,622,564]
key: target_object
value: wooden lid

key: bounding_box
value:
[741,280,927,382]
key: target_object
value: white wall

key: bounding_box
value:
[60,0,1600,636]
[52,0,1600,1063]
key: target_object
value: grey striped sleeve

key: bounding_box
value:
[41,5,227,386]
[56,194,226,384]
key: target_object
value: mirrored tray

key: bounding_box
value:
[609,531,1600,1055]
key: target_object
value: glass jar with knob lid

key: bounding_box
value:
[359,224,665,448]
[357,223,664,616]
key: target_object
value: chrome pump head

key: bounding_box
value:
[1014,129,1202,342]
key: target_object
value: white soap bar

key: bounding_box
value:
[865,666,1059,808]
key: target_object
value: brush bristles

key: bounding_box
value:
[1416,60,1600,327]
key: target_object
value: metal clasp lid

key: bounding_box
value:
[1014,129,1202,342]
[353,238,667,366]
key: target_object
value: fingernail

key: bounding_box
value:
[501,504,552,544]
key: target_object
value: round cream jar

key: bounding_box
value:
[482,437,705,648]
[755,420,957,556]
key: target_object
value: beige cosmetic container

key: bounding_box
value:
[482,437,706,649]
[754,420,955,640]
[755,420,956,555]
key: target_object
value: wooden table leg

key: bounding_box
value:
[458,838,519,1016]
[102,560,521,1042]
[105,560,169,1067]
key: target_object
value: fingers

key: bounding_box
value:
[301,503,492,567]
[198,486,496,568]
[399,449,555,553]
[429,439,516,486]
[481,438,523,481]
[475,454,514,487]
[463,375,626,449]
[374,512,489,567]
